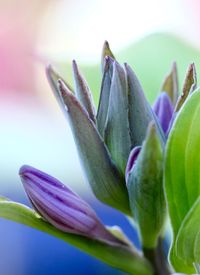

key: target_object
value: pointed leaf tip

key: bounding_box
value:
[175,63,197,112]
[161,62,178,105]
[46,65,74,114]
[101,41,115,72]
[102,41,115,59]
[72,60,96,123]
[46,64,73,93]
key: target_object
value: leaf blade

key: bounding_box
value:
[165,88,200,236]
[170,197,200,273]
[104,61,132,174]
[72,60,96,123]
[97,56,113,137]
[164,88,200,272]
[0,200,153,275]
[58,80,130,215]
[175,63,197,112]
[160,62,178,105]
[125,63,165,147]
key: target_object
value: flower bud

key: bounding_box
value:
[19,165,122,243]
[127,123,166,248]
[125,146,141,183]
[153,92,173,134]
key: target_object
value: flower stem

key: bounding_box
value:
[143,238,171,275]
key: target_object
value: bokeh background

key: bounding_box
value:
[1,0,200,274]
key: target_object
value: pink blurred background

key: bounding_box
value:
[1,0,200,189]
[1,0,200,99]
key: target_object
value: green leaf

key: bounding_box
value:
[171,197,200,273]
[72,60,96,123]
[97,56,113,137]
[160,62,178,105]
[182,63,197,95]
[0,200,153,275]
[125,63,165,148]
[127,123,166,248]
[165,87,200,272]
[175,63,197,112]
[58,80,131,215]
[104,61,131,174]
[165,87,200,236]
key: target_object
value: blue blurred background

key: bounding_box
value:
[1,0,200,274]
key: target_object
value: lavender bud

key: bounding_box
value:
[125,146,141,183]
[153,92,174,134]
[19,165,121,243]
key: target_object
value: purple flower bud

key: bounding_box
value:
[19,165,122,243]
[153,92,174,134]
[125,146,141,183]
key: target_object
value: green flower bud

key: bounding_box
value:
[127,122,166,248]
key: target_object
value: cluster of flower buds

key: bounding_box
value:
[46,43,167,217]
[17,41,197,275]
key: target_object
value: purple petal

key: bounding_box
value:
[125,146,141,183]
[153,92,174,134]
[19,165,121,243]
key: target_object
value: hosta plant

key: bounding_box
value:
[1,41,200,274]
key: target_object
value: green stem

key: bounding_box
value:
[143,238,171,275]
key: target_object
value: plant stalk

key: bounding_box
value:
[143,238,171,275]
